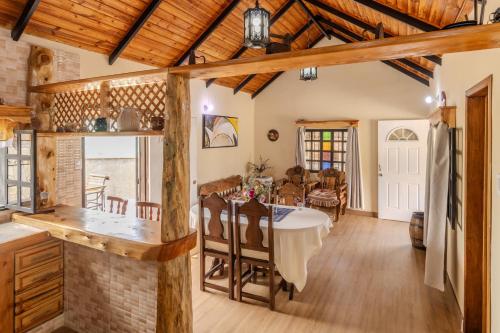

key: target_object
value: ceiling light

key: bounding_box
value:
[244,1,270,49]
[425,96,434,104]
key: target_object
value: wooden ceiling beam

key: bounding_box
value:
[109,0,162,65]
[206,0,295,88]
[352,0,439,32]
[174,0,242,66]
[303,0,441,65]
[169,23,500,79]
[11,0,41,41]
[234,20,314,94]
[251,34,325,99]
[29,24,500,94]
[317,16,433,79]
[328,29,429,85]
[295,0,331,40]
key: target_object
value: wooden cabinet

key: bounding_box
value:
[13,239,64,333]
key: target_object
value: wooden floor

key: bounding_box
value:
[192,214,462,333]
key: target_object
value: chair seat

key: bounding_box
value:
[307,189,340,208]
[207,240,268,261]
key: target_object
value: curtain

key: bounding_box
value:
[346,127,363,209]
[423,122,450,291]
[295,126,306,168]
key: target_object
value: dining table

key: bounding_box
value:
[190,203,332,292]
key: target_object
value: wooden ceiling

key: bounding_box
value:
[0,0,474,97]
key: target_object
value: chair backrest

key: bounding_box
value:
[235,199,273,259]
[286,166,304,182]
[319,168,337,190]
[199,193,233,248]
[107,196,128,215]
[276,182,305,206]
[87,174,110,187]
[136,201,161,221]
[198,175,243,198]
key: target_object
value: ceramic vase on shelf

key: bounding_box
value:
[117,107,141,132]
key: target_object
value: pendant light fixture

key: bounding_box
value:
[244,1,270,49]
[300,27,318,81]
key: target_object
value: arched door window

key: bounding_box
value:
[387,128,419,141]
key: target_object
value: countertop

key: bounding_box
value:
[0,222,50,252]
[12,205,196,262]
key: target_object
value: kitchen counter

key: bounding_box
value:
[0,222,50,252]
[12,205,196,262]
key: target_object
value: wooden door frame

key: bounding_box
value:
[464,75,492,333]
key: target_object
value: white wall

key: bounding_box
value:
[254,38,431,212]
[430,3,500,328]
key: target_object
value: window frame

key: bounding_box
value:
[304,128,348,172]
[5,130,37,213]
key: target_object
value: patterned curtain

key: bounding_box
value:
[295,126,306,168]
[346,127,363,209]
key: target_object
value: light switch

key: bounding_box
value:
[75,160,82,170]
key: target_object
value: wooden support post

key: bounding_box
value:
[157,73,193,333]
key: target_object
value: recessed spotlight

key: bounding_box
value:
[425,96,433,104]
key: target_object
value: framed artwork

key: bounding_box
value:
[202,114,239,149]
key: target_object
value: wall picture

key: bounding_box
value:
[203,115,239,148]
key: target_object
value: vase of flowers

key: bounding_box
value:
[242,177,270,203]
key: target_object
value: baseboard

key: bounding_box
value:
[345,209,378,218]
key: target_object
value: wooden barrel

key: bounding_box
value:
[409,212,426,249]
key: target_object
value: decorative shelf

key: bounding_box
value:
[36,130,163,138]
[0,105,32,123]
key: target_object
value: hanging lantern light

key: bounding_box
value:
[300,67,318,81]
[300,27,318,81]
[244,1,270,49]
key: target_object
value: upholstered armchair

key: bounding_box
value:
[319,168,348,215]
[284,165,318,194]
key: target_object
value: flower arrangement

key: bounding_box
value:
[247,156,272,178]
[241,177,270,203]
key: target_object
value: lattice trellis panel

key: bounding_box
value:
[53,90,100,132]
[52,81,166,132]
[110,82,166,131]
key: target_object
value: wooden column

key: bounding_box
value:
[157,73,193,333]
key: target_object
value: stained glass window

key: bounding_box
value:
[304,129,348,172]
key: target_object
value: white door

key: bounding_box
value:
[378,120,428,222]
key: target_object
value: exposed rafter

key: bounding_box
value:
[295,0,331,39]
[352,0,439,32]
[251,34,325,99]
[303,0,441,65]
[317,16,433,79]
[174,0,242,66]
[328,29,430,86]
[251,72,284,99]
[234,21,314,94]
[206,0,295,88]
[109,0,162,65]
[11,0,41,41]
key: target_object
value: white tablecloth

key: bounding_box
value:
[190,203,332,291]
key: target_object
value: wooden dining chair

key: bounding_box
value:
[199,193,235,300]
[234,199,292,310]
[276,182,305,206]
[136,201,161,221]
[107,196,128,215]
